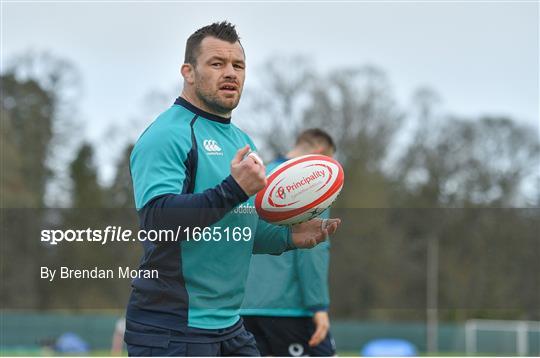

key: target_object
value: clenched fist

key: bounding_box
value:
[231,145,267,196]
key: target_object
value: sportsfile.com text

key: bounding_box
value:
[40,226,253,245]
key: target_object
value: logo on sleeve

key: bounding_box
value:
[203,139,223,156]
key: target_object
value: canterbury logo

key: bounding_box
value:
[203,139,222,155]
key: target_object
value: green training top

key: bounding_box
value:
[127,97,295,333]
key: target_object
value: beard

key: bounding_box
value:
[191,70,242,115]
[196,89,238,115]
[194,82,241,116]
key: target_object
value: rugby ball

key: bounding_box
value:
[255,155,344,225]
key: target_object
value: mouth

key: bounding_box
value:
[219,84,238,93]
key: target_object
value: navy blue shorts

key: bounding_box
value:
[124,319,260,356]
[242,316,336,356]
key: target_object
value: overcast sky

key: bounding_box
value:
[2,1,538,180]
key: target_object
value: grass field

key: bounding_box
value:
[1,349,505,357]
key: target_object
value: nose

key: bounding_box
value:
[223,63,237,80]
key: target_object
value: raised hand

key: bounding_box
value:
[291,218,341,248]
[230,145,267,196]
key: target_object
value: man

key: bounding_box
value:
[242,129,337,357]
[125,22,341,356]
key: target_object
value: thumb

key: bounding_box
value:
[231,145,251,165]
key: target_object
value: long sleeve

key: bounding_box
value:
[130,114,249,233]
[294,209,331,311]
[140,176,249,231]
[252,219,296,254]
[295,241,330,311]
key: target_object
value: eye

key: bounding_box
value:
[233,64,245,70]
[211,62,222,68]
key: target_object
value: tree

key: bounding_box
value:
[237,56,316,157]
[304,66,403,170]
[0,73,56,309]
[240,59,403,208]
[395,117,540,207]
[0,73,54,208]
[69,143,104,208]
[4,51,82,207]
[107,143,135,208]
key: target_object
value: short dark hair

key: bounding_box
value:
[184,21,242,65]
[296,128,336,153]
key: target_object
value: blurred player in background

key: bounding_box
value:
[242,129,337,356]
[110,317,125,355]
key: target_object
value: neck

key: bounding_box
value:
[286,148,308,159]
[180,90,231,118]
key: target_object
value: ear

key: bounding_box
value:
[313,145,326,155]
[314,145,334,157]
[181,63,195,85]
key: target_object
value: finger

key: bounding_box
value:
[305,237,316,248]
[322,225,329,235]
[327,218,341,225]
[309,325,326,347]
[320,226,329,242]
[248,152,264,166]
[231,145,251,165]
[248,157,261,166]
[256,164,267,178]
[326,222,338,236]
[326,219,340,234]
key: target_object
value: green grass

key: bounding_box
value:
[1,349,125,357]
[2,349,511,357]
